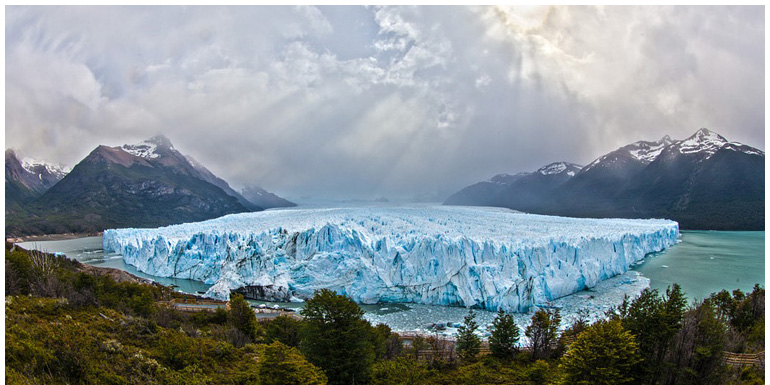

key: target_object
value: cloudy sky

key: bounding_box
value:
[5,5,765,200]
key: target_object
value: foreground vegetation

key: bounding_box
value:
[5,243,765,384]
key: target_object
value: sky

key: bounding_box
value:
[5,5,765,201]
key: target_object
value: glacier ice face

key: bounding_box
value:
[103,206,679,312]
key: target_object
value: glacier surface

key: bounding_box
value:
[103,206,679,312]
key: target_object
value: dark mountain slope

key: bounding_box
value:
[497,162,582,212]
[443,172,529,207]
[444,128,764,230]
[241,185,296,209]
[6,137,254,236]
[5,150,68,215]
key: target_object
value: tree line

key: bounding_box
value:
[5,243,765,384]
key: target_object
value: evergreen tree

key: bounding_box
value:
[456,309,482,362]
[560,319,640,385]
[228,293,259,341]
[300,289,375,385]
[731,284,765,334]
[265,314,302,347]
[489,309,519,359]
[258,341,328,385]
[525,307,561,360]
[621,285,686,384]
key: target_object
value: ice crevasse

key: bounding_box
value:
[103,206,679,312]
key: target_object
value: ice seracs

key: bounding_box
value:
[103,206,679,312]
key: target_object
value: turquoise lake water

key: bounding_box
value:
[631,230,765,302]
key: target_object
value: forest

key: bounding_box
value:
[5,243,765,384]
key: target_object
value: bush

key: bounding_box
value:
[258,341,327,385]
[371,356,428,385]
[559,319,640,385]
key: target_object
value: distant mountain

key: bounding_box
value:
[609,129,765,230]
[5,150,69,214]
[241,185,296,209]
[550,135,675,214]
[6,136,260,236]
[496,162,583,212]
[445,128,764,230]
[185,155,262,211]
[444,172,530,206]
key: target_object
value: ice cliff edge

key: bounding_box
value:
[103,206,679,312]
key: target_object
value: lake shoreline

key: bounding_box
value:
[7,232,103,243]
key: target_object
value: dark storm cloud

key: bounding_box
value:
[5,5,764,200]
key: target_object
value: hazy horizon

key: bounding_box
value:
[6,5,765,200]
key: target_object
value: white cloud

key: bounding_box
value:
[5,5,764,199]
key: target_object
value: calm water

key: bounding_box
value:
[631,231,765,302]
[18,230,764,332]
[18,236,213,295]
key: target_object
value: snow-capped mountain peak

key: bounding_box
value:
[121,135,175,159]
[20,157,70,179]
[626,135,675,163]
[677,128,729,157]
[537,162,582,177]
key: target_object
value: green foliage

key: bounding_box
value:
[265,314,303,347]
[489,309,519,360]
[456,309,482,362]
[371,356,429,385]
[619,284,686,383]
[369,322,397,360]
[300,289,375,385]
[5,244,166,317]
[228,293,260,342]
[5,295,262,384]
[525,307,561,360]
[731,285,764,335]
[559,319,640,385]
[734,365,765,385]
[427,358,531,385]
[5,243,763,385]
[526,360,551,385]
[257,341,327,385]
[665,300,727,385]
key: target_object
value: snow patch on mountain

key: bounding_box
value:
[121,135,175,160]
[122,141,160,159]
[677,128,729,157]
[627,135,674,163]
[537,162,582,176]
[724,142,764,156]
[20,157,70,179]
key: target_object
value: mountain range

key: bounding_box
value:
[445,128,764,230]
[5,150,70,215]
[6,136,294,236]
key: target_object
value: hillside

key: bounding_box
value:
[6,136,258,236]
[445,128,764,230]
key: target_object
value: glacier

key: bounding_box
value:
[102,206,679,312]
